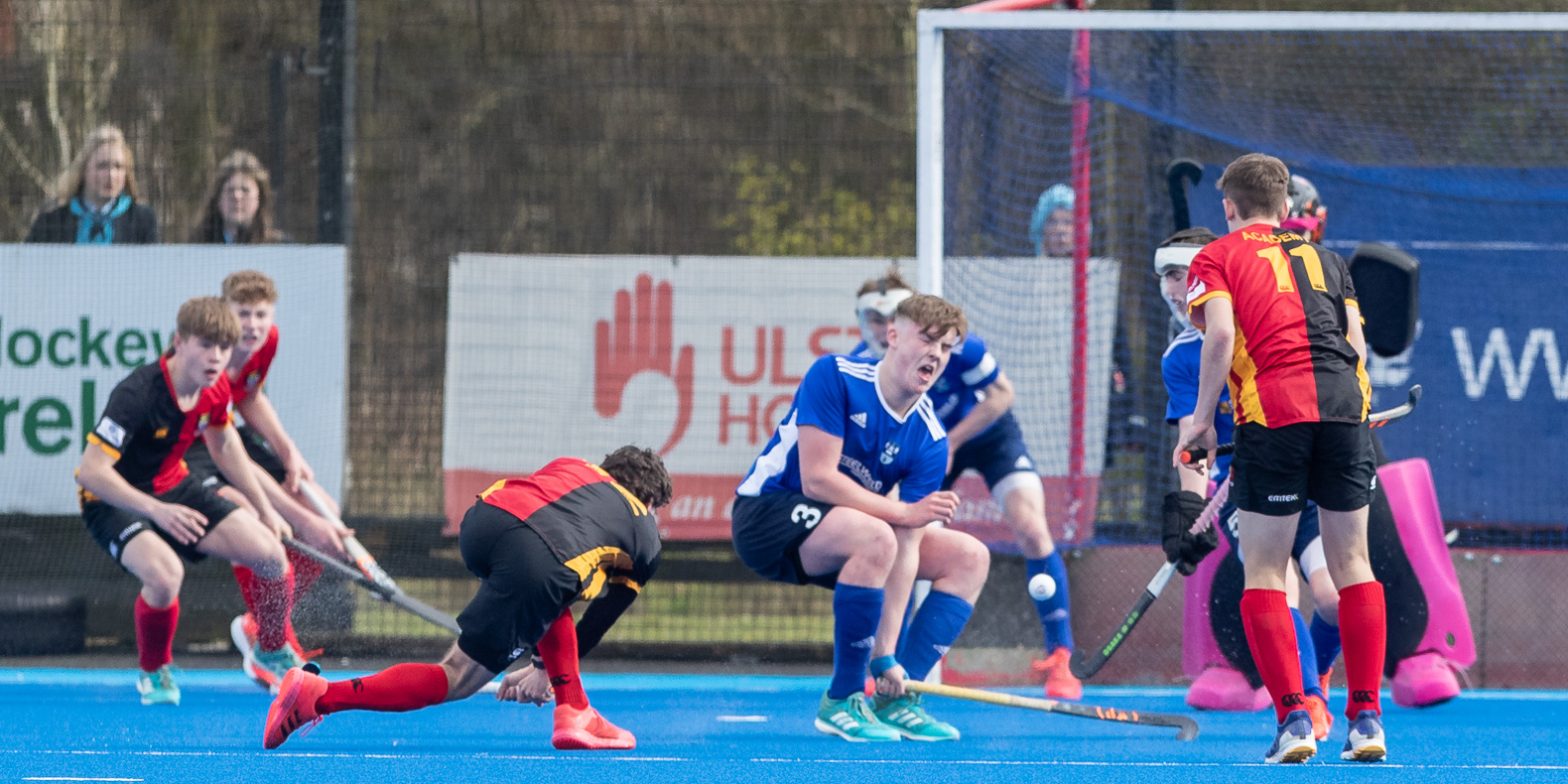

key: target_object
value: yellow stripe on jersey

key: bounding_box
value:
[479,478,507,499]
[1187,289,1231,315]
[87,432,121,462]
[586,462,649,517]
[564,545,634,600]
[1231,328,1266,427]
[608,575,643,594]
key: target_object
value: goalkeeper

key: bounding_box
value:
[264,446,671,751]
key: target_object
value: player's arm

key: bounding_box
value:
[236,390,312,490]
[944,371,1014,452]
[205,421,289,536]
[1172,415,1211,496]
[798,426,955,528]
[77,443,210,545]
[1175,297,1232,468]
[1345,302,1368,362]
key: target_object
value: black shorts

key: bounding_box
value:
[184,425,287,488]
[455,501,583,674]
[82,474,241,569]
[731,492,837,589]
[1231,421,1376,516]
[941,412,1037,490]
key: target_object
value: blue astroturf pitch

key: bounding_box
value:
[4,668,1567,783]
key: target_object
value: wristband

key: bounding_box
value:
[530,655,545,669]
[870,655,898,677]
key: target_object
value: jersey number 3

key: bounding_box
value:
[1257,244,1328,294]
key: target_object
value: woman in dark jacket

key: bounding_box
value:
[190,150,284,244]
[25,124,158,244]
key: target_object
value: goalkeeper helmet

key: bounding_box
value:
[855,268,916,358]
[1282,174,1327,243]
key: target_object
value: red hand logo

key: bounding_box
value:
[594,274,694,455]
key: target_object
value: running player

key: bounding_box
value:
[74,297,299,705]
[851,270,1080,700]
[1155,228,1338,740]
[263,446,671,751]
[734,293,990,742]
[183,270,350,689]
[1177,153,1386,764]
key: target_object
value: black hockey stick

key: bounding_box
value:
[1166,158,1203,232]
[1072,385,1424,680]
[907,681,1199,741]
[283,536,461,635]
[1181,384,1423,464]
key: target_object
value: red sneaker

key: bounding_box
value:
[1305,693,1333,741]
[552,704,636,750]
[263,668,328,749]
[1031,647,1083,701]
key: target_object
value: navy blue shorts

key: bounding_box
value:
[941,412,1037,490]
[1215,495,1324,580]
[731,492,838,589]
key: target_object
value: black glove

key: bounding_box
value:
[1162,490,1218,576]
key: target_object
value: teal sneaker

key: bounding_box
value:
[137,665,181,706]
[873,692,961,741]
[815,692,901,742]
[251,646,306,694]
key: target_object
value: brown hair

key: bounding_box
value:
[175,296,241,346]
[856,266,915,297]
[191,150,281,243]
[1217,153,1289,222]
[894,294,967,342]
[52,125,139,206]
[601,445,674,510]
[222,269,279,305]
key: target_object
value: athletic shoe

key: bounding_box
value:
[137,665,181,706]
[1032,647,1083,700]
[263,667,328,749]
[1187,665,1272,712]
[1319,667,1333,704]
[873,693,961,741]
[1263,709,1316,764]
[1392,651,1460,708]
[251,645,307,694]
[814,692,901,742]
[1340,709,1388,762]
[1305,693,1333,741]
[552,704,637,750]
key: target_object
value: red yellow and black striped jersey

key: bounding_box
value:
[477,457,661,600]
[1186,224,1370,428]
[86,356,234,496]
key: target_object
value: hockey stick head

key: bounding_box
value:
[1165,158,1203,232]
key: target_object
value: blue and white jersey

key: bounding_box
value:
[846,340,878,360]
[737,354,949,503]
[926,333,1002,434]
[1162,325,1236,480]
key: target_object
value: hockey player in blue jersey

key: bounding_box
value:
[850,269,1081,700]
[734,293,990,743]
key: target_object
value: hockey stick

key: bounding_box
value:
[1069,479,1231,680]
[905,680,1199,741]
[1180,384,1423,464]
[1073,385,1425,680]
[1166,158,1203,232]
[297,482,401,595]
[283,535,461,635]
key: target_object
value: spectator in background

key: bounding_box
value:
[1030,183,1075,257]
[191,150,283,244]
[25,124,158,244]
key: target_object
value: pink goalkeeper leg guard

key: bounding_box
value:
[1379,458,1475,707]
[1183,532,1270,712]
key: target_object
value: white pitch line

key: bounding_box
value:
[715,715,769,723]
[23,778,143,782]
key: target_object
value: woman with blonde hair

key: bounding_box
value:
[26,124,158,244]
[191,150,283,244]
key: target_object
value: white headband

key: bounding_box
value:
[1153,245,1202,275]
[856,288,915,317]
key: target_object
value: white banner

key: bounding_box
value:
[443,254,1118,542]
[0,245,347,514]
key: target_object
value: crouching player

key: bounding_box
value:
[264,446,671,751]
[75,297,298,705]
[733,294,990,742]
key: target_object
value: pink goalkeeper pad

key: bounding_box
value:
[1379,458,1476,667]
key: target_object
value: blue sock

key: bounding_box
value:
[1310,614,1342,677]
[1292,608,1323,700]
[897,591,974,682]
[1028,552,1073,651]
[828,583,883,699]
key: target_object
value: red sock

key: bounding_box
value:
[134,595,179,672]
[251,566,296,651]
[317,663,450,715]
[233,564,259,611]
[1240,589,1306,723]
[537,609,588,709]
[288,548,324,597]
[1338,580,1387,720]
